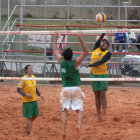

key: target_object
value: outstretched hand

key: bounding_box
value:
[53,32,59,39]
[40,95,45,101]
[81,62,88,68]
[77,32,83,40]
[38,95,45,102]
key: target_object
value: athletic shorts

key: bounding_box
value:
[90,73,108,92]
[60,87,85,112]
[23,100,39,118]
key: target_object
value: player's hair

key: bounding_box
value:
[24,65,31,73]
[62,48,73,61]
[102,39,110,46]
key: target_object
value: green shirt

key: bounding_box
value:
[60,59,81,87]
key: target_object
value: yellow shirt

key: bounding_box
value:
[18,75,37,102]
[90,47,109,75]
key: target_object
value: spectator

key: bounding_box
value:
[129,32,136,43]
[136,33,140,51]
[126,31,136,48]
[114,32,127,53]
[114,27,127,53]
[126,32,131,49]
[128,27,137,44]
[46,47,53,60]
[138,33,140,40]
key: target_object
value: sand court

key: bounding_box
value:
[0,84,140,140]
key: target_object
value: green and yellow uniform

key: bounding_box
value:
[61,59,81,87]
[88,33,111,92]
[18,75,39,118]
[90,47,109,75]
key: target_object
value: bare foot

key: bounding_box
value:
[29,131,34,135]
[75,125,80,140]
[62,132,66,140]
[103,114,106,121]
[97,116,102,123]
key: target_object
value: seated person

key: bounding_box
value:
[46,47,53,60]
[136,33,140,51]
[114,32,127,53]
[126,31,136,48]
[129,32,136,43]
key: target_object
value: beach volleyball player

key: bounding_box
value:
[17,65,44,135]
[53,32,89,140]
[83,33,111,122]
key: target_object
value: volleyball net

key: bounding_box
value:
[0,28,140,86]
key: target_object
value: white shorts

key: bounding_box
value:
[60,87,85,112]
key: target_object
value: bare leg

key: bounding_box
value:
[27,118,33,135]
[75,110,83,140]
[94,91,101,122]
[77,110,83,126]
[100,90,107,120]
[61,109,68,140]
[24,123,29,133]
[75,125,80,140]
[62,132,66,140]
[24,116,37,134]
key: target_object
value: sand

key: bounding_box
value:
[0,84,140,140]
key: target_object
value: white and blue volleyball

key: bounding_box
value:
[96,13,106,23]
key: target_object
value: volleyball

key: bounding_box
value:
[96,13,106,23]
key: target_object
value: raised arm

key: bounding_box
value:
[53,33,63,64]
[93,33,106,51]
[74,34,89,67]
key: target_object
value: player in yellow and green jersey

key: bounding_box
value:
[17,65,44,135]
[83,33,111,122]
